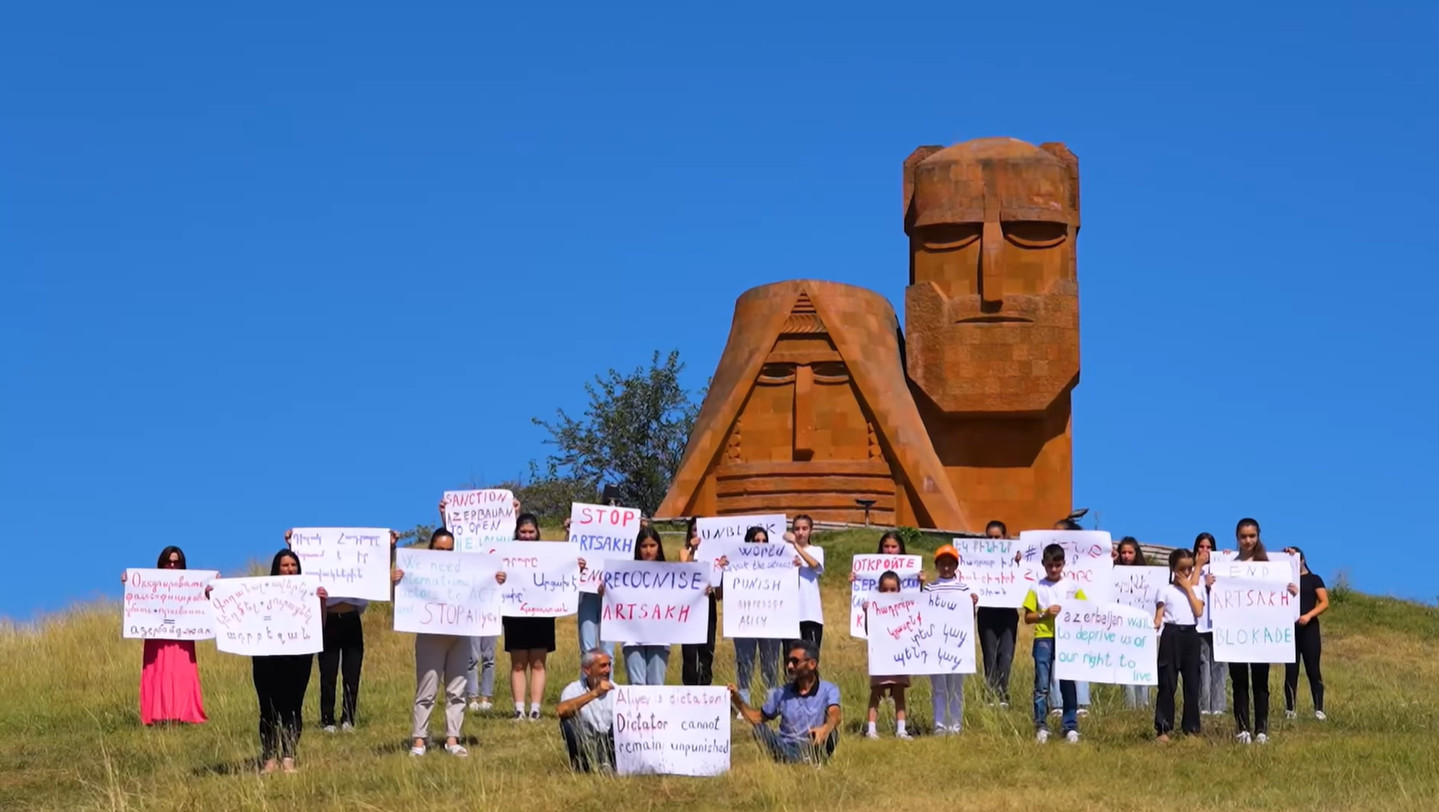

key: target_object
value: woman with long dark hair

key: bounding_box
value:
[1192,532,1226,716]
[1225,517,1298,744]
[678,518,717,685]
[121,546,209,725]
[1282,546,1329,720]
[503,512,557,720]
[251,549,327,773]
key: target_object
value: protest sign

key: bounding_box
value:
[695,514,786,545]
[1211,558,1299,620]
[613,685,730,776]
[493,541,580,617]
[1018,530,1114,602]
[721,567,800,639]
[287,527,393,601]
[865,590,975,676]
[443,489,516,552]
[208,576,323,656]
[122,568,219,640]
[849,554,922,638]
[952,538,1034,608]
[392,548,502,636]
[1210,576,1297,663]
[1054,601,1157,685]
[699,537,796,588]
[600,561,710,645]
[569,503,641,593]
[1111,566,1171,614]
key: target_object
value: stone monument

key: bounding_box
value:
[657,137,1081,533]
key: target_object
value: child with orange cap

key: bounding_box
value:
[925,545,979,734]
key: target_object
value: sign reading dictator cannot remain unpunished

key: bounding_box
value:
[600,561,710,645]
[569,502,641,594]
[613,685,730,776]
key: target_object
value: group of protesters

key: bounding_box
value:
[123,504,1330,773]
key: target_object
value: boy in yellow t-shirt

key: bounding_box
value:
[1022,543,1087,744]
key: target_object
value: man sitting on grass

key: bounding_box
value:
[729,640,841,764]
[556,648,615,772]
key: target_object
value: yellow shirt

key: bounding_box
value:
[1022,577,1087,639]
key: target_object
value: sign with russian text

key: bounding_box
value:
[600,561,710,645]
[569,502,642,594]
[1054,601,1157,685]
[443,489,516,552]
[1019,530,1115,603]
[208,576,323,656]
[1210,575,1297,663]
[865,590,975,676]
[393,548,502,636]
[614,686,730,776]
[123,568,219,640]
[952,538,1034,608]
[849,554,922,638]
[287,527,392,601]
[721,567,799,639]
[493,541,580,617]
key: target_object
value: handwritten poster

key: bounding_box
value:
[866,590,975,676]
[699,538,795,588]
[721,568,800,640]
[443,489,516,552]
[695,514,786,545]
[208,576,323,656]
[569,502,642,594]
[849,554,922,638]
[613,686,730,776]
[122,568,219,640]
[493,541,580,617]
[1211,558,1300,620]
[600,561,710,645]
[952,538,1033,608]
[1210,576,1297,663]
[1019,530,1115,603]
[287,527,393,601]
[392,548,503,637]
[1111,566,1172,614]
[1054,601,1157,685]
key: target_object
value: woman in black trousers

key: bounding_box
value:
[253,549,327,773]
[678,519,716,685]
[1224,518,1297,744]
[1283,546,1329,719]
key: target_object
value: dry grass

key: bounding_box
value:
[3,529,1437,811]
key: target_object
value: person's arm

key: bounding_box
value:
[284,528,292,548]
[793,545,819,569]
[1302,586,1330,624]
[728,684,764,726]
[1176,580,1205,618]
[811,703,842,745]
[1153,602,1165,630]
[557,678,613,720]
[1022,591,1046,625]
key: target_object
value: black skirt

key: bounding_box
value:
[502,616,556,653]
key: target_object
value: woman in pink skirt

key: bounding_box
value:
[122,546,209,725]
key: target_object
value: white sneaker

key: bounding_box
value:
[322,725,337,734]
[467,700,481,713]
[1256,733,1269,744]
[1285,710,1297,720]
[1049,709,1061,718]
[1036,729,1050,744]
[896,730,913,740]
[445,743,469,757]
[999,701,1010,709]
[478,699,493,712]
[865,729,880,740]
[1236,731,1252,744]
[1315,711,1327,721]
[340,722,354,733]
[409,744,426,757]
[1077,707,1090,717]
[1065,730,1080,744]
[933,726,951,737]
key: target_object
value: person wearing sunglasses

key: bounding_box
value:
[121,546,210,726]
[728,640,841,764]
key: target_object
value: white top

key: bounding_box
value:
[1196,564,1213,632]
[796,546,825,624]
[560,678,614,736]
[1158,583,1200,626]
[923,576,972,594]
[1028,575,1081,608]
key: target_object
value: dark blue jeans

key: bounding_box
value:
[1032,638,1078,732]
[755,726,837,763]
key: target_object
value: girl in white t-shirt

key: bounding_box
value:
[785,515,825,654]
[1153,548,1205,741]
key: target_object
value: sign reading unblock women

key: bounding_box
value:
[392,548,503,637]
[1054,601,1157,685]
[865,590,975,676]
[208,576,324,656]
[849,554,922,639]
[569,502,642,593]
[1210,575,1297,663]
[613,685,730,776]
[287,527,393,601]
[600,561,711,645]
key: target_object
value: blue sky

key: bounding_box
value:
[3,2,1436,618]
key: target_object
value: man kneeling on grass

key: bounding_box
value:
[556,648,615,772]
[729,640,841,764]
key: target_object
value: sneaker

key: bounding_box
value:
[1285,710,1297,720]
[1065,730,1080,744]
[529,710,541,721]
[467,700,482,713]
[322,725,337,734]
[478,699,493,712]
[947,724,963,735]
[511,711,524,721]
[1236,731,1252,744]
[1315,711,1327,721]
[933,726,951,737]
[409,744,426,757]
[896,730,913,740]
[445,743,469,757]
[1255,733,1269,744]
[1036,729,1050,744]
[864,729,880,740]
[999,701,1010,709]
[1049,709,1061,718]
[1077,707,1090,717]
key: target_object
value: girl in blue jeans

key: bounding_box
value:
[718,526,781,703]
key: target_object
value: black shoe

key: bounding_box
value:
[529,710,541,721]
[511,710,524,721]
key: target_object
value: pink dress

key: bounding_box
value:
[140,639,208,725]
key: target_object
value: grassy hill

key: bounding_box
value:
[4,529,1438,811]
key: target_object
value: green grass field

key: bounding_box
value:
[4,529,1438,811]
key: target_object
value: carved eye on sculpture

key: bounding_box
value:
[757,363,797,385]
[1002,221,1068,248]
[810,362,851,384]
[916,223,981,252]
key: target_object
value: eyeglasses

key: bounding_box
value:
[785,657,810,665]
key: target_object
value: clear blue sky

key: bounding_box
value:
[3,2,1436,618]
